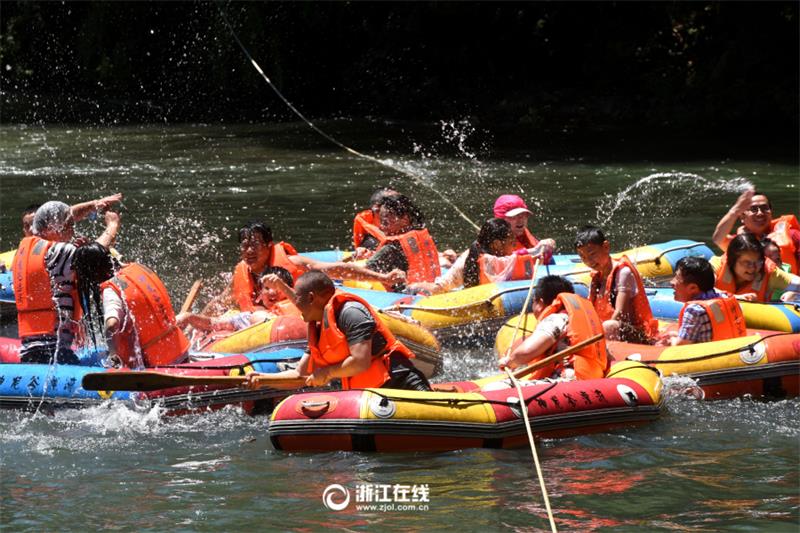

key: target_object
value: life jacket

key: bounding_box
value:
[352,209,386,250]
[589,255,659,338]
[378,228,441,284]
[715,255,777,303]
[269,298,302,317]
[307,291,415,390]
[678,294,746,342]
[14,236,81,338]
[101,263,189,368]
[231,241,305,311]
[766,215,799,274]
[526,292,608,381]
[477,253,536,285]
[515,228,540,251]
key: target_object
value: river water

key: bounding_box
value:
[1,122,798,531]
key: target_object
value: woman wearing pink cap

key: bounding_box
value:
[493,194,555,262]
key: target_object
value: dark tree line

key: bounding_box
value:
[1,2,797,144]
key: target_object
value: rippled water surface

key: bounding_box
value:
[1,123,798,530]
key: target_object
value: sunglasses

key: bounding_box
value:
[747,205,771,214]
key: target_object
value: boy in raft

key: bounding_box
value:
[14,201,120,364]
[712,188,800,274]
[711,233,800,303]
[496,275,607,382]
[246,270,431,391]
[72,242,189,369]
[206,221,405,315]
[492,194,555,263]
[575,225,659,343]
[361,193,443,291]
[409,218,551,294]
[762,238,798,301]
[656,257,746,346]
[176,267,299,334]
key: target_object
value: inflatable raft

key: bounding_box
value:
[495,315,800,400]
[0,348,304,414]
[344,240,711,345]
[268,361,662,453]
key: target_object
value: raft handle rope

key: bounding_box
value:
[215,3,480,232]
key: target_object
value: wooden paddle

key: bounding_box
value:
[511,333,605,380]
[81,371,307,392]
[180,280,203,314]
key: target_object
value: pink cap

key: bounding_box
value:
[493,194,532,218]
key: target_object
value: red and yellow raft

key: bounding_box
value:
[268,361,662,453]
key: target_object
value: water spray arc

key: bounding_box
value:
[216,3,480,232]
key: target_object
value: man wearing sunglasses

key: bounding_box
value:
[712,189,800,274]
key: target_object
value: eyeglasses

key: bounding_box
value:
[736,259,764,270]
[748,205,771,214]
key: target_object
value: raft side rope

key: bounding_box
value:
[216,3,480,232]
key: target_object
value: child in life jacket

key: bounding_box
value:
[575,225,659,343]
[176,267,299,334]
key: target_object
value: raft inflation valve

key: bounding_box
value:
[369,395,396,418]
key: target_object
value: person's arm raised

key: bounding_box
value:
[712,189,753,251]
[95,211,120,249]
[72,193,123,222]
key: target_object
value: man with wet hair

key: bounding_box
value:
[352,186,398,258]
[247,270,431,391]
[14,201,120,364]
[21,193,123,238]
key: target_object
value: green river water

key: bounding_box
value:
[0,122,798,531]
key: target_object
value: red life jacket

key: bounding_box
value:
[101,263,189,368]
[477,253,536,285]
[307,292,415,390]
[678,294,747,341]
[515,228,540,252]
[14,236,81,338]
[527,292,608,381]
[352,209,387,249]
[231,241,304,312]
[715,255,777,303]
[378,228,441,284]
[589,255,659,338]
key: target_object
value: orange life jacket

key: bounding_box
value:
[527,292,608,381]
[477,253,536,285]
[590,255,659,338]
[307,291,415,390]
[101,263,189,368]
[352,209,387,250]
[678,294,747,341]
[378,228,441,284]
[515,228,540,252]
[14,236,81,338]
[270,298,302,317]
[715,255,777,303]
[231,241,304,312]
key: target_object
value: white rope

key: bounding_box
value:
[505,367,558,532]
[216,3,480,232]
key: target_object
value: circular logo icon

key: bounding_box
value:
[322,484,350,511]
